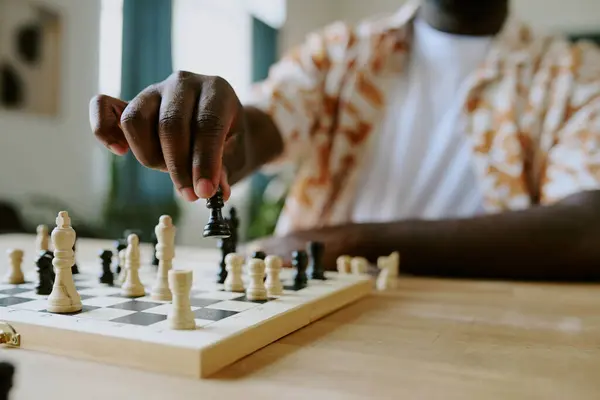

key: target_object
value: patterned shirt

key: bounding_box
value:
[250,1,600,235]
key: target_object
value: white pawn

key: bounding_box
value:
[351,257,368,275]
[336,255,351,274]
[5,249,24,284]
[224,253,244,292]
[151,215,175,301]
[376,252,400,291]
[167,269,196,330]
[246,258,267,301]
[35,225,49,253]
[121,234,145,297]
[117,249,127,283]
[47,211,82,313]
[265,255,283,296]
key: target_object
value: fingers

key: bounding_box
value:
[89,95,129,155]
[157,79,199,200]
[192,77,237,198]
[119,87,165,170]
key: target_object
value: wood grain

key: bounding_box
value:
[0,235,599,399]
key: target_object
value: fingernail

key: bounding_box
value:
[180,187,197,202]
[107,143,127,155]
[195,179,215,198]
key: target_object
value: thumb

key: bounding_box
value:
[89,95,129,155]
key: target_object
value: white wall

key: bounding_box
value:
[0,0,105,226]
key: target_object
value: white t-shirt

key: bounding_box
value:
[351,18,493,223]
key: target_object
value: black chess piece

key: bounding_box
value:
[307,241,326,280]
[35,252,54,295]
[292,250,308,290]
[71,240,79,274]
[216,207,240,283]
[99,249,114,286]
[252,250,267,260]
[0,361,15,400]
[114,238,127,274]
[151,233,159,267]
[203,187,231,238]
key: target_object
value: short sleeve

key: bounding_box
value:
[540,42,600,203]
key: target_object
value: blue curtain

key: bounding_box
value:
[104,0,179,240]
[246,17,280,240]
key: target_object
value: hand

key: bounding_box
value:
[89,71,247,202]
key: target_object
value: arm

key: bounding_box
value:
[252,190,600,281]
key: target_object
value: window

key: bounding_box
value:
[98,0,123,97]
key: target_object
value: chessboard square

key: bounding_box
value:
[79,287,122,297]
[77,308,136,321]
[110,312,167,326]
[10,299,49,311]
[18,283,37,290]
[143,304,201,316]
[189,298,223,307]
[201,291,245,301]
[205,300,259,312]
[108,300,162,311]
[193,308,238,321]
[233,295,271,304]
[0,297,35,307]
[16,291,46,300]
[0,287,34,295]
[82,296,132,307]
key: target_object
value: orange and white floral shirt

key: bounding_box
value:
[250,1,600,235]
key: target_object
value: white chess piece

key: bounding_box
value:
[351,257,368,275]
[376,252,400,291]
[151,215,175,301]
[167,269,196,330]
[5,249,24,284]
[121,234,145,297]
[47,211,82,313]
[118,249,127,283]
[224,253,244,292]
[265,255,283,296]
[35,224,49,253]
[246,258,267,301]
[336,255,351,274]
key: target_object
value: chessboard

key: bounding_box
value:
[0,236,372,379]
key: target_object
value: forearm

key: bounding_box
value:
[355,190,600,280]
[225,106,283,185]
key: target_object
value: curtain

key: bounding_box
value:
[246,17,281,240]
[103,0,179,241]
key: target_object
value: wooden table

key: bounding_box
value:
[0,234,598,399]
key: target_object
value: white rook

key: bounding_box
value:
[168,269,196,330]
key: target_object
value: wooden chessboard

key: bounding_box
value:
[0,239,372,379]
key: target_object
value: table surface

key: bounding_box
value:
[0,234,598,400]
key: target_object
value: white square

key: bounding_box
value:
[16,291,46,300]
[195,291,245,301]
[10,299,48,311]
[205,300,258,312]
[77,308,136,321]
[82,296,131,307]
[79,287,122,297]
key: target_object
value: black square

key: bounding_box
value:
[233,295,271,304]
[0,287,32,295]
[74,284,90,291]
[0,297,34,306]
[193,308,238,321]
[108,300,161,312]
[189,298,222,307]
[110,312,167,326]
[79,295,94,301]
[284,284,306,292]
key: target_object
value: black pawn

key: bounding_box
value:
[252,251,267,260]
[151,234,159,267]
[203,187,231,238]
[114,238,127,274]
[35,252,54,295]
[99,249,114,286]
[0,361,15,400]
[292,250,308,290]
[307,241,326,280]
[71,241,79,275]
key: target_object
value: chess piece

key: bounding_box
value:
[0,361,15,400]
[35,252,54,295]
[167,269,196,330]
[376,252,400,291]
[5,249,24,284]
[151,233,159,267]
[117,249,127,283]
[151,215,175,301]
[203,187,231,238]
[47,211,82,313]
[114,238,127,274]
[336,255,351,274]
[224,253,244,292]
[216,207,239,283]
[71,240,79,274]
[246,258,267,301]
[121,234,145,297]
[265,255,283,296]
[351,257,368,274]
[35,224,49,253]
[307,241,326,280]
[251,250,267,260]
[99,249,114,285]
[292,250,308,290]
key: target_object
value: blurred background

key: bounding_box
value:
[0,0,598,247]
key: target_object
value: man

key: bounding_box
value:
[90,0,600,280]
